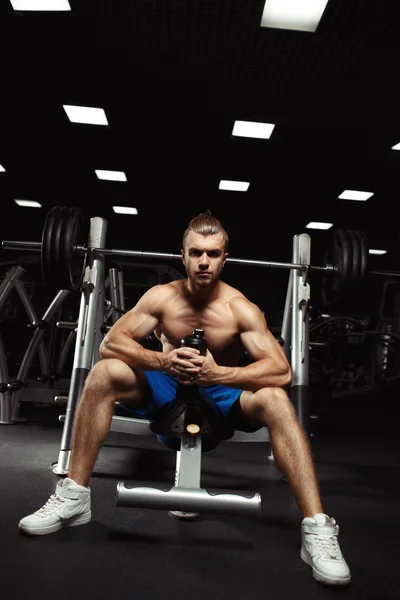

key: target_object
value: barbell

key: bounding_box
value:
[1,205,398,311]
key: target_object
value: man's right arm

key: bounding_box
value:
[99,284,167,371]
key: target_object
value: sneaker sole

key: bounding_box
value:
[300,548,351,586]
[18,511,92,536]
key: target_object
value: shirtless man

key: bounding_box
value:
[18,211,351,587]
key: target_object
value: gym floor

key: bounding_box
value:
[1,396,399,600]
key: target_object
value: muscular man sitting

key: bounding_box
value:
[18,210,351,587]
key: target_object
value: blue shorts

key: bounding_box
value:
[118,371,261,433]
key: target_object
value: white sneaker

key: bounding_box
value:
[18,478,91,536]
[301,513,351,586]
[168,510,199,520]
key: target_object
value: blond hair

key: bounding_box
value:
[182,210,229,251]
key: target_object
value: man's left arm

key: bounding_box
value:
[197,298,292,391]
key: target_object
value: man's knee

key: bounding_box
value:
[242,386,295,421]
[86,358,142,395]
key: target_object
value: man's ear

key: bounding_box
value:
[181,249,185,263]
[223,252,229,266]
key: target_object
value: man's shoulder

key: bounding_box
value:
[220,281,248,303]
[147,279,184,298]
[226,293,260,319]
[227,294,252,309]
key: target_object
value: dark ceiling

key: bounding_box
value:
[1,0,400,295]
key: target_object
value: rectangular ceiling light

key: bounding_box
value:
[305,221,333,230]
[63,105,108,126]
[113,206,138,215]
[95,170,127,182]
[260,0,330,32]
[219,180,250,192]
[14,199,42,208]
[232,120,275,139]
[369,249,387,255]
[338,190,374,201]
[0,164,5,172]
[10,0,71,10]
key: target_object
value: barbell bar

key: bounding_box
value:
[1,206,399,311]
[14,237,399,275]
[1,239,332,272]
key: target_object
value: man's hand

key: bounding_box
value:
[191,349,219,385]
[164,347,202,383]
[175,348,219,386]
[164,347,220,385]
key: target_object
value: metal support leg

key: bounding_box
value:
[290,233,311,435]
[53,217,108,474]
[116,432,262,516]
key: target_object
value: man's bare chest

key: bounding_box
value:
[159,303,241,361]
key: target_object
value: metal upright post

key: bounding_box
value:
[290,233,311,435]
[281,269,293,362]
[91,264,105,368]
[53,217,108,474]
[108,267,125,324]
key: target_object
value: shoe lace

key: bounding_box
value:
[314,534,341,560]
[39,493,65,515]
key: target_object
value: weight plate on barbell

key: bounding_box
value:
[52,207,70,289]
[41,206,62,289]
[348,230,361,285]
[346,230,364,311]
[349,230,369,310]
[41,206,86,291]
[357,230,369,282]
[322,229,353,312]
[63,207,86,290]
[321,229,369,313]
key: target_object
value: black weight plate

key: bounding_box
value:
[41,206,85,291]
[348,230,361,284]
[55,208,72,290]
[345,230,363,311]
[41,206,61,288]
[322,229,353,311]
[337,229,355,311]
[357,230,369,282]
[350,230,369,310]
[50,207,85,291]
[51,207,70,290]
[64,207,86,290]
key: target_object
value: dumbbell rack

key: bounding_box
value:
[0,266,71,423]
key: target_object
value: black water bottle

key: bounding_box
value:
[181,328,208,355]
[178,329,208,432]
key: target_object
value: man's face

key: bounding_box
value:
[181,231,228,287]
